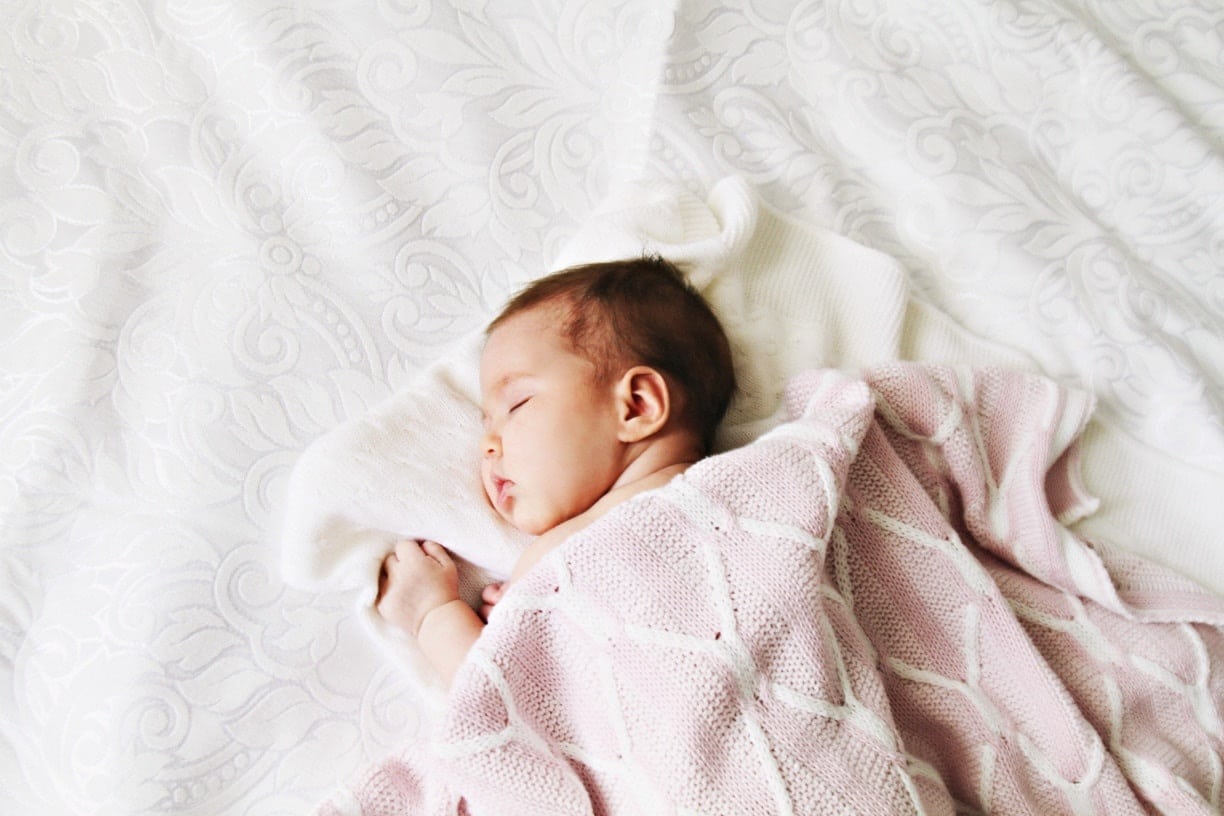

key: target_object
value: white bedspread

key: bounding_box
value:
[3,1,1222,813]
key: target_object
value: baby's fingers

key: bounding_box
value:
[479,582,506,622]
[420,539,453,569]
[393,538,419,560]
[373,549,399,606]
[375,562,388,605]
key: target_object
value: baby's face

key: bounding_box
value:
[478,306,625,535]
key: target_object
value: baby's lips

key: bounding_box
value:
[492,477,513,511]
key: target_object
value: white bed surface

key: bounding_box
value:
[3,1,1221,813]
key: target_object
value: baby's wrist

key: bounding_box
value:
[415,597,468,638]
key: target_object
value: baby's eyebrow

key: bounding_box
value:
[487,372,530,400]
[479,372,528,425]
[491,372,524,392]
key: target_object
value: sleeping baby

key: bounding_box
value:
[372,255,736,685]
[344,250,1224,815]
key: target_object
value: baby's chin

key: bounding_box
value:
[484,486,580,536]
[510,514,551,536]
[483,489,513,526]
[486,494,543,536]
[504,505,560,537]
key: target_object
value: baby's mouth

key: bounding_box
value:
[492,476,513,510]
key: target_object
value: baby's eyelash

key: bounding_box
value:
[509,397,530,413]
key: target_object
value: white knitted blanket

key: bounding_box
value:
[322,365,1224,815]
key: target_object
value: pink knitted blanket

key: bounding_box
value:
[327,365,1224,815]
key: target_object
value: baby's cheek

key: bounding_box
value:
[477,470,496,508]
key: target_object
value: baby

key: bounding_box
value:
[374,256,736,684]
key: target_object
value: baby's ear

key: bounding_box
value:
[615,366,671,443]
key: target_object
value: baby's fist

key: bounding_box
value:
[375,539,459,636]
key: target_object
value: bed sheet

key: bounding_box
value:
[2,0,1221,813]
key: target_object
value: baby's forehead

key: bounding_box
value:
[487,298,568,340]
[483,307,560,359]
[481,296,620,384]
[480,312,564,379]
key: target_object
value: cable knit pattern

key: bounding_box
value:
[324,365,1224,815]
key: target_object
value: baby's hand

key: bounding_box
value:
[479,582,507,621]
[375,539,460,636]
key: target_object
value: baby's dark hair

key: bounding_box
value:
[487,256,736,452]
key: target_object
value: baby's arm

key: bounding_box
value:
[375,539,483,686]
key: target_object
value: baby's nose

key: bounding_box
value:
[481,429,500,457]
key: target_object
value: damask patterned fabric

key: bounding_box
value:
[3,1,1222,813]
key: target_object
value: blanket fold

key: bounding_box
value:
[325,365,1224,816]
